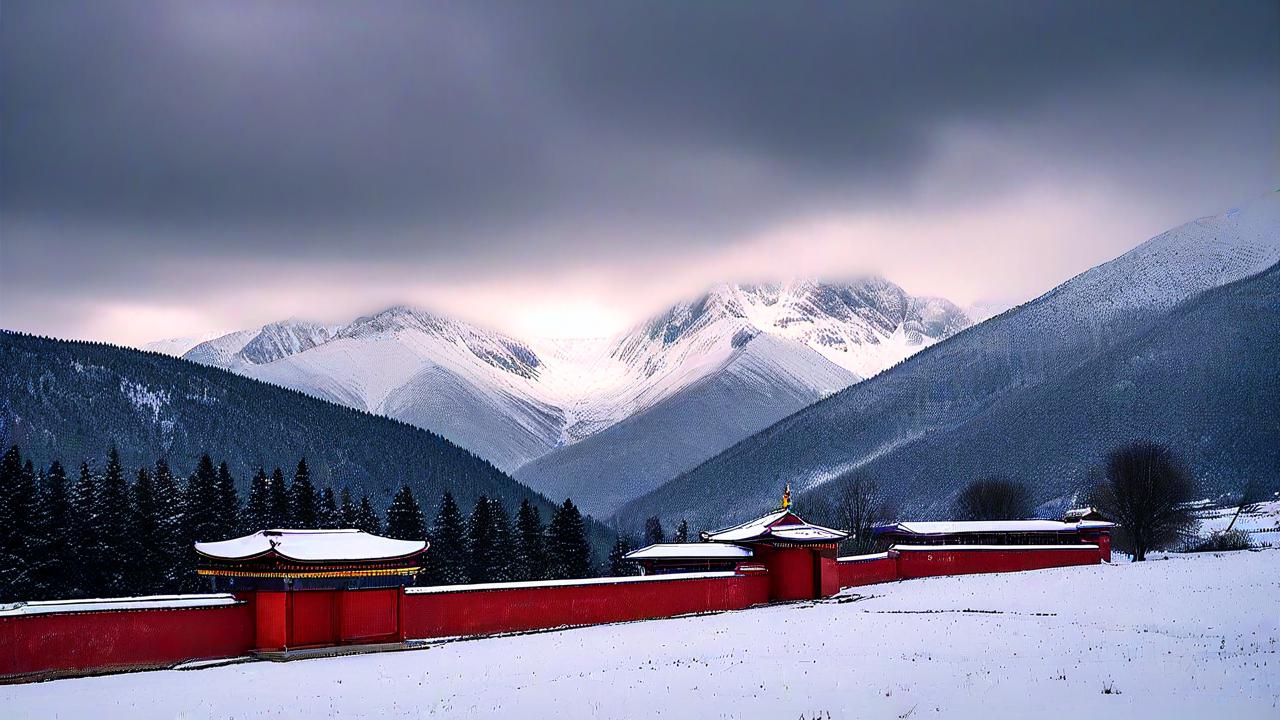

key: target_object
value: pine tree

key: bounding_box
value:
[129,467,164,593]
[0,446,41,601]
[489,498,514,583]
[424,491,468,586]
[466,495,498,584]
[547,499,591,580]
[151,459,188,592]
[290,458,317,527]
[318,488,340,528]
[33,460,72,599]
[607,536,637,577]
[244,468,271,532]
[184,454,221,545]
[385,485,425,540]
[267,467,290,528]
[673,519,690,543]
[338,487,357,528]
[95,447,133,596]
[512,499,547,581]
[643,515,665,546]
[214,462,240,538]
[69,461,101,596]
[354,493,382,534]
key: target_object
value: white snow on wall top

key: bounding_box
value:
[624,543,754,560]
[406,571,738,594]
[0,594,240,617]
[194,529,427,561]
[836,552,891,563]
[891,544,1100,552]
[885,520,1114,535]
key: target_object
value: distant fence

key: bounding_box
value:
[1,543,1104,682]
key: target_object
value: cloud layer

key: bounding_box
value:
[3,1,1277,343]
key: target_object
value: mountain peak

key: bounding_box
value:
[237,318,334,365]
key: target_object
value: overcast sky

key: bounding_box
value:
[3,1,1277,344]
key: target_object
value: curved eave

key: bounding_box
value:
[194,543,428,564]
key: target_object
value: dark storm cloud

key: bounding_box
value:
[1,1,1277,339]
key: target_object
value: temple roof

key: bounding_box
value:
[624,543,754,561]
[194,529,427,562]
[874,520,1115,536]
[703,509,847,545]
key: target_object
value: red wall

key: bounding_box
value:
[895,546,1101,579]
[338,588,400,644]
[253,592,288,651]
[0,603,254,681]
[836,555,899,588]
[0,543,1111,682]
[757,547,815,601]
[402,574,769,640]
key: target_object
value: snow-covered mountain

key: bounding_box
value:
[171,278,969,488]
[141,331,227,358]
[617,191,1280,531]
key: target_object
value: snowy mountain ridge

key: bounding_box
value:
[162,277,969,474]
[616,191,1280,530]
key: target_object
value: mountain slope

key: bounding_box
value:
[235,308,566,470]
[514,333,857,516]
[0,331,577,531]
[616,193,1280,531]
[842,260,1280,514]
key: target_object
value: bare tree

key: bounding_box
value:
[1225,477,1265,533]
[1089,442,1198,562]
[827,474,896,555]
[954,476,1032,520]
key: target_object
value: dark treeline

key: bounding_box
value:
[0,444,594,603]
[380,483,592,585]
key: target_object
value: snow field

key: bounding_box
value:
[5,548,1276,719]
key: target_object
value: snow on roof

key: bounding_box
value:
[878,520,1114,535]
[0,594,240,617]
[194,529,427,562]
[406,571,737,595]
[704,509,790,542]
[624,543,753,560]
[703,509,847,543]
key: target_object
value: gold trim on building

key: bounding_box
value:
[196,567,421,579]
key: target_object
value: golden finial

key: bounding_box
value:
[782,483,791,510]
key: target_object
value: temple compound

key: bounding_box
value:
[194,529,428,651]
[1,489,1115,680]
[627,500,847,601]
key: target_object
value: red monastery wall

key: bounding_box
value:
[401,571,770,639]
[836,553,900,587]
[894,545,1103,579]
[1,544,1109,682]
[0,598,254,681]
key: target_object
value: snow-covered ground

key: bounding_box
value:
[7,549,1276,719]
[1196,498,1280,542]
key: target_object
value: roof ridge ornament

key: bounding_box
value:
[782,483,791,511]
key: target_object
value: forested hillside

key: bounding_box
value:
[0,331,588,528]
